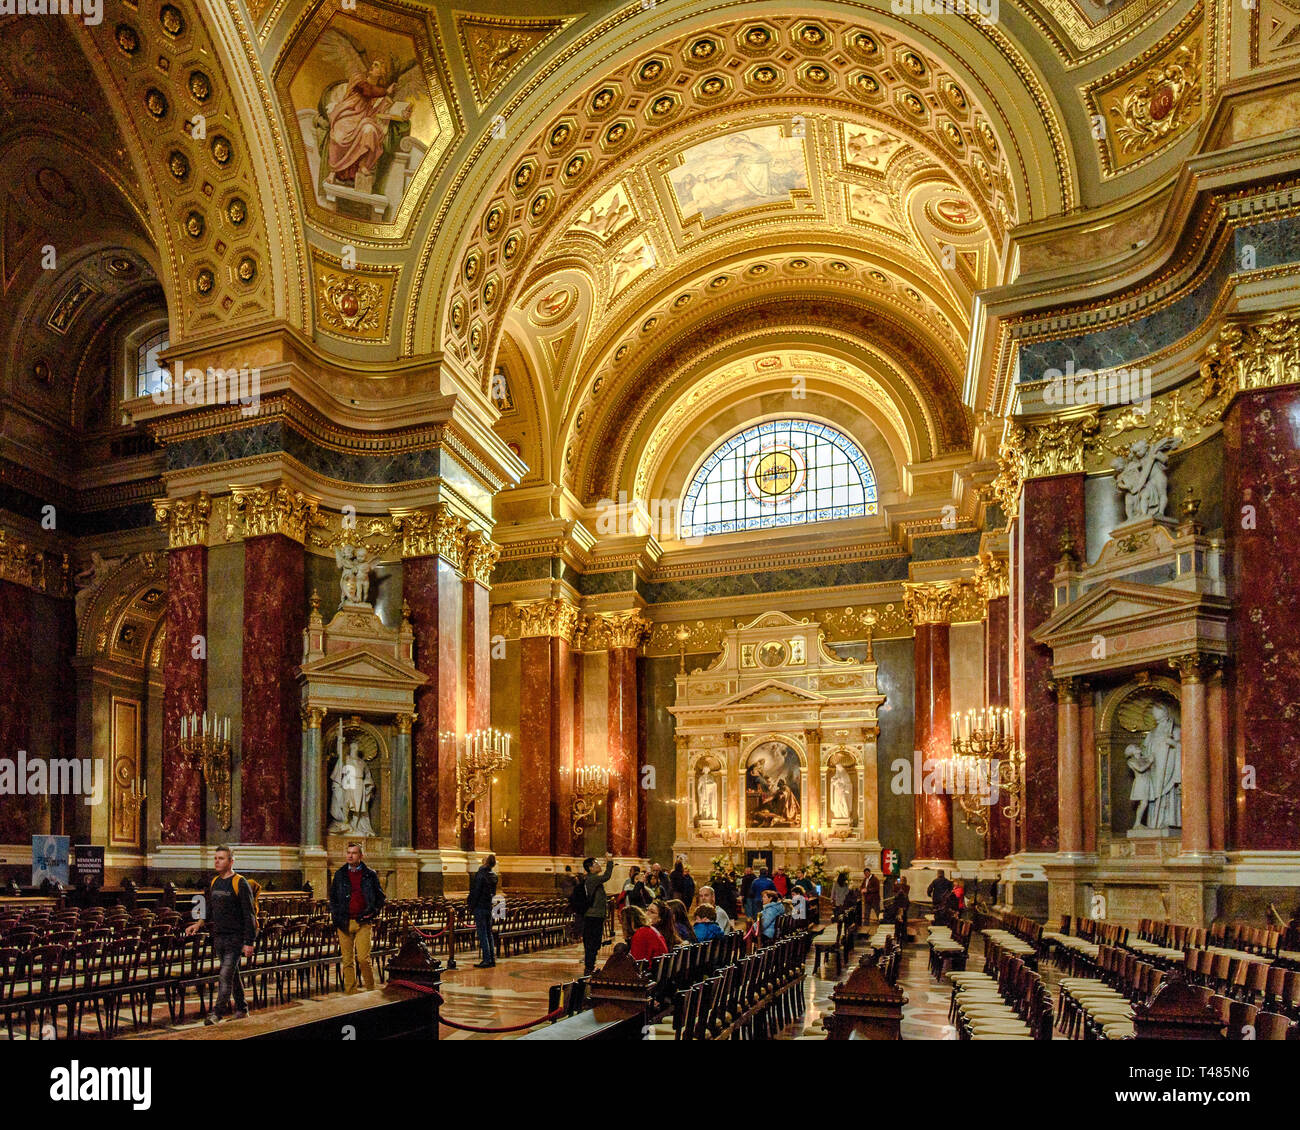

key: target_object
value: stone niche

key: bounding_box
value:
[669,611,884,875]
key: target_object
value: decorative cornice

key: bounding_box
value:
[579,610,651,652]
[903,581,961,626]
[463,529,501,587]
[153,491,212,549]
[1201,309,1300,404]
[229,484,319,544]
[390,504,468,569]
[515,598,581,643]
[0,528,71,598]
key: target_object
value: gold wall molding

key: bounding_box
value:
[153,492,212,549]
[1200,309,1300,403]
[515,598,581,643]
[578,610,651,652]
[229,484,320,543]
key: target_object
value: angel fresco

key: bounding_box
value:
[307,26,422,204]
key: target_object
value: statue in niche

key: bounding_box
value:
[1126,702,1182,831]
[830,763,853,822]
[1112,436,1179,521]
[334,543,374,607]
[329,731,376,836]
[696,768,718,822]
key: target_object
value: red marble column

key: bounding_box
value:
[608,646,639,858]
[1016,474,1086,853]
[407,555,463,851]
[1080,695,1097,853]
[518,635,555,857]
[984,592,1013,859]
[239,535,304,844]
[1056,679,1083,854]
[0,580,32,844]
[465,576,491,851]
[914,620,952,863]
[161,546,206,843]
[1223,384,1300,850]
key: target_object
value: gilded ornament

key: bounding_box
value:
[195,269,214,295]
[902,581,960,626]
[159,4,185,36]
[226,197,247,225]
[1200,310,1300,399]
[516,598,581,643]
[188,71,212,102]
[579,610,652,651]
[168,152,189,181]
[390,504,468,568]
[229,485,320,543]
[145,89,168,119]
[463,529,501,586]
[153,492,212,549]
[115,24,139,54]
[210,136,232,165]
[1109,43,1202,158]
[319,273,384,336]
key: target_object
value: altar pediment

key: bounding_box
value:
[298,644,426,691]
[722,679,824,707]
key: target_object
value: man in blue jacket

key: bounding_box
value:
[466,854,499,968]
[329,842,386,992]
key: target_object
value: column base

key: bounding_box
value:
[301,847,329,898]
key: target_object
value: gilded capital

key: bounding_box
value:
[903,581,958,626]
[516,598,581,643]
[394,712,417,735]
[581,610,652,651]
[973,553,1009,601]
[153,491,211,548]
[1054,676,1084,703]
[229,485,319,543]
[1009,412,1099,482]
[301,706,326,731]
[1170,653,1216,684]
[390,503,467,570]
[463,528,500,586]
[1201,309,1300,404]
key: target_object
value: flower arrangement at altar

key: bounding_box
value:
[710,855,735,885]
[807,855,829,887]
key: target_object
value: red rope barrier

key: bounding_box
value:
[386,979,564,1033]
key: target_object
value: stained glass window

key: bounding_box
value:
[680,419,877,538]
[135,329,169,398]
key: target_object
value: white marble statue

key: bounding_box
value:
[697,769,718,822]
[329,736,375,836]
[1112,436,1179,521]
[1126,702,1182,831]
[334,543,374,607]
[830,764,853,821]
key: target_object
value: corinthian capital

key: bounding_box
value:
[973,553,1009,601]
[516,598,581,643]
[153,491,211,548]
[1201,309,1300,402]
[902,581,959,626]
[229,484,319,543]
[463,528,500,586]
[390,503,467,570]
[581,610,652,651]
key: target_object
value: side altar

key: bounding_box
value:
[670,611,885,877]
[297,572,427,897]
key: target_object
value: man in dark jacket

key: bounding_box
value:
[329,842,386,992]
[185,845,257,1024]
[581,853,615,975]
[467,854,499,968]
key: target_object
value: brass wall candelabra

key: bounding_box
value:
[455,729,512,829]
[567,765,609,835]
[950,706,1024,840]
[178,711,233,831]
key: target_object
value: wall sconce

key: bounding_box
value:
[179,711,233,831]
[455,729,512,829]
[565,764,609,836]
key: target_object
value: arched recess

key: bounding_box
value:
[489,330,550,491]
[75,555,168,862]
[568,293,969,504]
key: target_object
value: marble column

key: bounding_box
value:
[905,583,955,866]
[980,556,1013,859]
[154,493,211,844]
[464,533,499,852]
[240,532,306,843]
[602,613,649,859]
[1079,694,1097,854]
[1221,373,1300,850]
[1172,655,1213,856]
[516,600,579,857]
[396,504,468,852]
[0,578,33,844]
[391,712,415,850]
[1015,472,1086,853]
[1206,668,1227,852]
[1056,678,1084,855]
[300,707,325,849]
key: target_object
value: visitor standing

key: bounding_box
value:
[467,854,499,968]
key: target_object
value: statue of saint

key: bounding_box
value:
[334,543,374,607]
[697,769,718,822]
[1126,702,1182,831]
[830,764,853,821]
[329,734,375,836]
[1112,436,1179,521]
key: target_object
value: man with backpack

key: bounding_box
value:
[184,844,258,1025]
[329,842,387,990]
[576,853,615,976]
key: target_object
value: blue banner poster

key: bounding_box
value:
[32,835,71,887]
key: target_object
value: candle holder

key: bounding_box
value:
[455,729,512,829]
[566,765,609,835]
[178,711,234,831]
[721,825,743,849]
[950,705,1023,840]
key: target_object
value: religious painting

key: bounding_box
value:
[745,740,802,828]
[279,9,456,230]
[667,125,808,222]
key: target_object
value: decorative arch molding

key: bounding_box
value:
[77,553,169,662]
[569,294,969,502]
[1096,675,1182,735]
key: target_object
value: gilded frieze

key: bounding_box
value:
[0,528,71,597]
[153,492,212,549]
[229,484,320,543]
[1200,309,1300,400]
